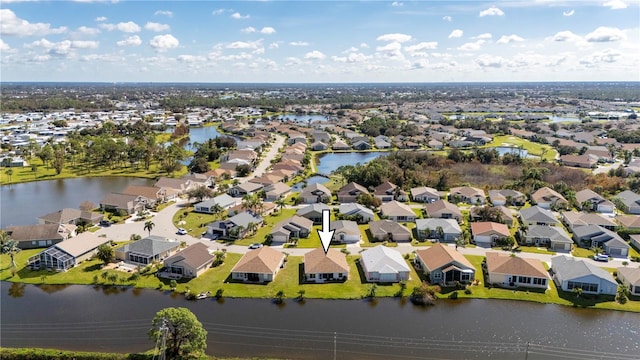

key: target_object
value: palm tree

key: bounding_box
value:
[144,220,155,236]
[1,239,21,270]
[211,204,224,220]
[247,222,258,235]
[275,197,287,213]
[5,168,13,183]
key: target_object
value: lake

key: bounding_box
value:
[1,282,639,359]
[316,152,388,174]
[276,114,329,123]
[0,177,154,227]
[490,146,533,158]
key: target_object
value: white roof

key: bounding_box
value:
[360,245,409,274]
[55,232,110,258]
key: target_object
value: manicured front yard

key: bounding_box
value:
[172,205,222,238]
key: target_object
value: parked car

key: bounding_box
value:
[593,253,609,262]
[177,228,187,235]
[210,233,219,240]
[99,220,111,227]
[248,243,263,249]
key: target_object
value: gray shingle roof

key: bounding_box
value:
[116,236,179,256]
[551,255,616,283]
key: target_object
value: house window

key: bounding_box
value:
[567,281,598,293]
[518,276,531,284]
[309,274,315,278]
[433,272,442,279]
[533,278,546,286]
[461,273,471,282]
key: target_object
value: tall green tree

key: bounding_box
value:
[149,307,207,359]
[96,243,114,265]
[1,238,21,270]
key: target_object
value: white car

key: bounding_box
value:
[177,228,187,235]
[593,253,609,262]
[248,243,263,249]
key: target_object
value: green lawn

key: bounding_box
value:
[232,209,297,246]
[572,246,596,258]
[514,246,557,255]
[172,206,222,238]
[487,135,558,161]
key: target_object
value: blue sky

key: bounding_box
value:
[1,0,638,82]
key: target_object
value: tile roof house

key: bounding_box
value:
[410,186,440,203]
[100,193,147,215]
[373,181,399,202]
[300,183,332,204]
[330,220,361,244]
[206,212,264,240]
[264,182,292,202]
[29,232,111,271]
[270,215,314,243]
[115,235,180,265]
[303,248,349,283]
[485,252,549,289]
[227,182,264,197]
[154,177,191,193]
[161,243,214,279]
[4,224,68,249]
[230,246,285,283]
[613,190,640,214]
[531,187,568,210]
[360,245,411,283]
[519,206,559,227]
[449,186,486,205]
[616,215,640,230]
[471,222,510,247]
[296,203,331,224]
[551,256,617,295]
[120,185,177,204]
[380,200,416,222]
[415,218,462,242]
[572,225,629,257]
[368,220,412,242]
[519,225,573,251]
[194,194,237,214]
[469,206,515,227]
[337,182,370,203]
[560,154,598,168]
[38,208,103,225]
[424,200,462,223]
[415,243,475,285]
[488,189,526,206]
[575,189,615,213]
[561,211,617,232]
[338,203,374,224]
[617,267,640,296]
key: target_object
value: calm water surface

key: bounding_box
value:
[1,282,638,360]
[316,152,387,174]
[1,177,154,227]
[291,175,330,191]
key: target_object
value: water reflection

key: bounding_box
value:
[8,282,25,298]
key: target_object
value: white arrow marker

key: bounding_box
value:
[317,209,334,255]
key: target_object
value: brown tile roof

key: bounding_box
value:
[164,242,214,270]
[121,185,161,200]
[5,224,65,242]
[231,246,285,274]
[416,243,474,271]
[485,252,547,278]
[471,222,510,237]
[617,267,640,285]
[380,200,415,217]
[55,232,110,258]
[304,248,349,274]
[617,215,640,229]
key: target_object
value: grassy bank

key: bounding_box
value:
[0,348,274,360]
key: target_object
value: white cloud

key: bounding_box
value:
[405,41,438,53]
[290,41,309,46]
[227,40,263,49]
[476,54,506,68]
[231,12,250,20]
[376,42,402,52]
[360,43,369,48]
[479,7,504,17]
[212,9,226,15]
[149,34,179,52]
[304,50,326,60]
[458,40,485,51]
[376,33,412,43]
[177,54,206,63]
[154,10,173,17]
[552,30,581,42]
[76,26,100,35]
[448,29,463,39]
[145,22,170,32]
[563,9,575,16]
[268,42,280,49]
[391,1,403,6]
[81,54,125,63]
[28,38,98,57]
[70,40,99,49]
[1,9,67,36]
[117,35,142,47]
[411,59,429,69]
[260,27,276,35]
[332,52,371,63]
[583,48,622,64]
[585,26,625,42]
[497,34,524,44]
[473,33,492,40]
[0,39,11,51]
[443,16,452,22]
[241,26,256,33]
[100,21,141,33]
[95,16,107,22]
[603,0,627,10]
[285,57,302,65]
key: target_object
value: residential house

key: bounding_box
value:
[230,246,286,283]
[415,218,462,242]
[411,186,440,203]
[449,186,486,205]
[613,190,640,214]
[374,138,391,149]
[115,235,180,265]
[575,189,615,213]
[572,225,629,257]
[561,211,617,232]
[531,187,568,210]
[616,215,640,230]
[100,193,147,214]
[330,220,361,243]
[4,224,68,249]
[373,181,399,202]
[28,232,110,271]
[519,206,559,227]
[415,243,475,285]
[352,140,372,150]
[296,203,331,224]
[154,177,192,194]
[303,248,349,283]
[617,267,640,296]
[360,245,410,283]
[368,220,412,242]
[227,182,264,197]
[270,215,314,243]
[38,208,103,225]
[226,202,276,217]
[300,183,332,204]
[120,185,176,205]
[332,140,351,151]
[424,200,463,223]
[311,131,331,143]
[311,141,328,151]
[288,134,307,145]
[631,234,640,249]
[264,182,292,202]
[338,203,374,224]
[560,154,598,168]
[181,173,214,189]
[194,194,237,214]
[161,243,214,279]
[380,201,416,222]
[469,206,515,227]
[488,189,526,206]
[519,225,573,251]
[337,182,369,203]
[251,173,285,187]
[206,212,264,240]
[551,256,617,295]
[485,252,549,289]
[471,222,511,247]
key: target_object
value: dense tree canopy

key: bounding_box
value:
[149,307,207,359]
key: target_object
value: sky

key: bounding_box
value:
[1,0,639,83]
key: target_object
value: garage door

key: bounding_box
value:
[609,248,622,256]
